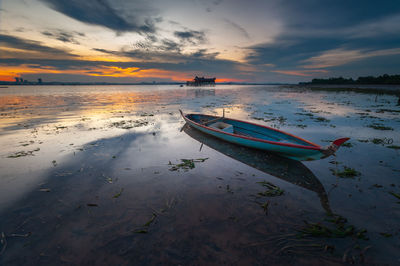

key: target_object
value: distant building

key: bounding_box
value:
[186,76,216,86]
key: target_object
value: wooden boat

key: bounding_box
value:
[183,124,331,213]
[179,109,349,161]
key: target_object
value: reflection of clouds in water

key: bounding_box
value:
[0,90,181,132]
[277,91,359,117]
[1,85,400,264]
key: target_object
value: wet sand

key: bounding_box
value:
[0,84,399,265]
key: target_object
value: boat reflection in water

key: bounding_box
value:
[185,88,216,98]
[183,124,331,213]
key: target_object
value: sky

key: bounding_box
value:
[0,0,400,83]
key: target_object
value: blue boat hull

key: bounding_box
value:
[180,110,349,161]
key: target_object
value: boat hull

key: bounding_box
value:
[180,110,348,161]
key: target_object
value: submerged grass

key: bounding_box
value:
[168,158,209,171]
[341,142,353,148]
[256,181,284,197]
[7,148,40,158]
[314,117,330,123]
[330,166,360,178]
[110,119,149,129]
[389,191,400,201]
[295,112,314,117]
[296,124,307,129]
[113,188,123,198]
[376,109,400,113]
[367,123,393,131]
[134,213,157,234]
[298,214,368,240]
[371,138,384,145]
[370,137,393,145]
[387,145,400,150]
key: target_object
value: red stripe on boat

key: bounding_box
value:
[183,114,322,151]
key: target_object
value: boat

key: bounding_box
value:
[179,109,349,161]
[183,124,331,213]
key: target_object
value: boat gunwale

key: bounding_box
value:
[183,113,322,151]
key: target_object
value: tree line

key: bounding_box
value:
[303,74,400,85]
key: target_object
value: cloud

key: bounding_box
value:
[159,39,181,52]
[174,30,206,44]
[271,69,328,77]
[40,0,157,33]
[14,27,26,32]
[0,34,77,59]
[242,0,400,78]
[345,14,400,39]
[41,29,85,44]
[92,46,220,64]
[223,19,250,39]
[273,0,400,30]
[302,48,400,69]
[0,46,244,81]
[203,0,223,12]
[244,36,340,68]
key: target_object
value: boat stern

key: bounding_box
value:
[321,137,350,158]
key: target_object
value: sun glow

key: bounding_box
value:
[0,65,197,82]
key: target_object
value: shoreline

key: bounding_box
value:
[283,84,400,95]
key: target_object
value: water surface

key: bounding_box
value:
[1,85,399,265]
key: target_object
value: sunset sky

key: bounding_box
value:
[1,0,400,83]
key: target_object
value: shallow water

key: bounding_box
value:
[0,84,399,265]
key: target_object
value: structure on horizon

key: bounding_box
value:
[186,76,216,86]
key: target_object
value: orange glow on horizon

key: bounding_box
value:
[0,65,193,82]
[0,64,248,83]
[215,78,247,83]
[0,75,15,82]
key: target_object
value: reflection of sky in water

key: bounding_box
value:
[1,85,400,264]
